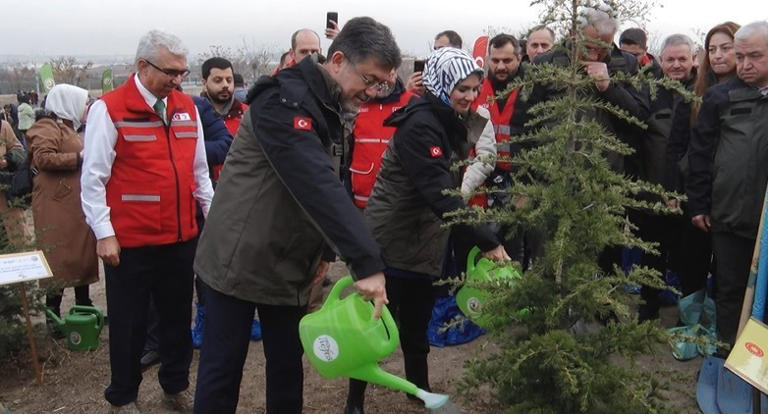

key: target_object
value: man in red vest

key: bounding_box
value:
[472,33,528,262]
[81,29,214,413]
[348,76,413,208]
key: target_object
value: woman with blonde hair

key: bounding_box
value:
[26,84,99,327]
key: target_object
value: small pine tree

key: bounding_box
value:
[446,0,698,411]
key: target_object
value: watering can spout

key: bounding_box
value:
[347,364,419,396]
[347,365,452,410]
[44,308,64,329]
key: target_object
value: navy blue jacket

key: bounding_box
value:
[193,96,233,177]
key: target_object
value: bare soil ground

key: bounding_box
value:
[0,262,701,413]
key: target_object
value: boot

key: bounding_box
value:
[344,379,367,414]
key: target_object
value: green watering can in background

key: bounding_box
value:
[45,305,104,351]
[457,246,524,328]
[299,276,452,410]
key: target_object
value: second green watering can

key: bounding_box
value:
[299,276,452,409]
[45,305,104,351]
[457,246,524,328]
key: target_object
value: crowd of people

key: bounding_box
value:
[3,8,768,414]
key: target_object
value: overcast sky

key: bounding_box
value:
[3,0,766,59]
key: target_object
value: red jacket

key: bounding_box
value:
[350,89,414,208]
[212,99,245,180]
[472,77,519,171]
[101,75,200,247]
[223,100,246,136]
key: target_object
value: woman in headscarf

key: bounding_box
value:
[344,47,509,412]
[26,84,99,329]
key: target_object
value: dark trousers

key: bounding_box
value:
[45,285,92,317]
[678,219,713,296]
[347,272,435,407]
[103,239,196,406]
[146,210,207,354]
[711,232,754,347]
[638,214,675,316]
[194,281,306,414]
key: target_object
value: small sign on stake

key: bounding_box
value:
[0,251,53,385]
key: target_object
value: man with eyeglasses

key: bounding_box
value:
[192,17,400,412]
[81,29,213,413]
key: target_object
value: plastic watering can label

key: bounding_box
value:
[313,335,339,362]
[70,331,82,346]
[467,297,482,315]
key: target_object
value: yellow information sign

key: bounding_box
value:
[725,317,768,394]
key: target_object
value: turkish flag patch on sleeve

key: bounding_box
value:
[429,146,443,158]
[293,116,312,131]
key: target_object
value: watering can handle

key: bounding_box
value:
[323,275,355,309]
[379,301,400,350]
[467,246,481,275]
[71,305,104,330]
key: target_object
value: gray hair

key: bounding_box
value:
[660,34,695,57]
[135,30,188,63]
[578,7,619,36]
[734,21,768,45]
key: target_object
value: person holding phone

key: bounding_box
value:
[325,11,339,39]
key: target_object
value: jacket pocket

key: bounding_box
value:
[51,179,72,202]
[349,160,376,208]
[118,192,162,234]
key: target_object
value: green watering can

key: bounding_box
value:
[299,276,452,409]
[456,246,524,328]
[45,305,104,351]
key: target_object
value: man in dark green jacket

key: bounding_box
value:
[192,17,401,413]
[687,21,768,349]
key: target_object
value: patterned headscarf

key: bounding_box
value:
[422,47,483,106]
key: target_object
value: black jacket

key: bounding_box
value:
[513,44,649,174]
[365,93,499,276]
[194,58,384,305]
[687,77,768,239]
[641,75,695,188]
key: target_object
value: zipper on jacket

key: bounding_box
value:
[163,120,183,242]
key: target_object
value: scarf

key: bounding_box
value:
[45,84,89,130]
[422,47,483,106]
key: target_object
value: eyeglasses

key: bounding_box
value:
[144,59,190,79]
[349,62,391,94]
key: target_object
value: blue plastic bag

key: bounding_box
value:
[428,296,485,347]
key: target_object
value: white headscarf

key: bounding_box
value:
[45,84,89,130]
[422,47,483,105]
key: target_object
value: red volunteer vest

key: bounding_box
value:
[101,75,200,247]
[350,91,414,208]
[472,78,519,171]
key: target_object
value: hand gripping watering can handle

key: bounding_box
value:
[466,246,481,277]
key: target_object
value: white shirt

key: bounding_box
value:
[81,74,214,241]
